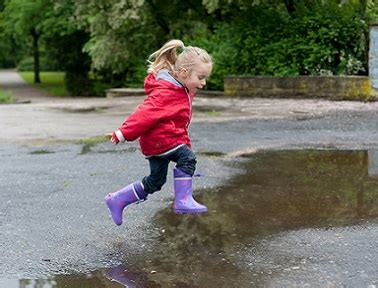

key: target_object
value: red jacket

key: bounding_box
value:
[113,72,194,156]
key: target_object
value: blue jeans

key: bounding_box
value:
[142,145,196,194]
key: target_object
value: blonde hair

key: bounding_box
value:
[147,39,212,75]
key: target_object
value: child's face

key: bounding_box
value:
[178,62,213,94]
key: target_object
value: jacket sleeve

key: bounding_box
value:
[114,89,176,142]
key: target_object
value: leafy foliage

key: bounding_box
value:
[0,0,376,93]
[206,1,369,89]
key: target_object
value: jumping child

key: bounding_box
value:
[105,39,213,226]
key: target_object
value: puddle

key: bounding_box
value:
[5,150,378,287]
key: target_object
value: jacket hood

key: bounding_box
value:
[144,70,186,95]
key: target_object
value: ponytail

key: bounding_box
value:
[147,39,213,75]
[147,39,185,74]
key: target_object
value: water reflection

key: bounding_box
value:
[105,265,161,287]
[155,150,377,245]
[113,150,378,287]
[368,149,378,180]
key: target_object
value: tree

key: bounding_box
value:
[70,0,217,86]
[3,0,53,83]
[0,0,17,68]
[42,0,92,96]
[3,0,375,92]
[71,0,148,86]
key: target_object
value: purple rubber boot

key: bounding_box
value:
[105,181,147,226]
[173,168,208,214]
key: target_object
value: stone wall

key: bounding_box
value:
[106,88,145,97]
[224,75,376,101]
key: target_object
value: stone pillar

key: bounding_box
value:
[369,23,378,89]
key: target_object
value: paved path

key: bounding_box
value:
[0,69,56,103]
[2,69,378,145]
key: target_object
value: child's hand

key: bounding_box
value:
[105,132,118,144]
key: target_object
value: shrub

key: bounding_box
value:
[207,2,367,90]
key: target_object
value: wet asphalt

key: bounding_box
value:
[0,70,377,287]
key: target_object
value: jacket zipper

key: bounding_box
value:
[184,87,192,128]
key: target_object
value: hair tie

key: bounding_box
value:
[178,45,186,54]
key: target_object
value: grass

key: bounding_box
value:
[18,71,68,97]
[0,89,14,103]
[30,149,54,155]
[75,135,110,154]
[206,109,221,117]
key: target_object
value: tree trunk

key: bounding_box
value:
[360,0,369,75]
[145,0,170,34]
[283,0,296,17]
[359,0,367,17]
[31,27,41,84]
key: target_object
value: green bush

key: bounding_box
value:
[91,80,112,97]
[65,72,113,97]
[0,58,15,69]
[206,2,367,90]
[64,71,92,96]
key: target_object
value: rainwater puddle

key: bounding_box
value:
[6,150,378,287]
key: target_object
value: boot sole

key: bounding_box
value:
[105,195,124,226]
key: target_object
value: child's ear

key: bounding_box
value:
[179,68,189,78]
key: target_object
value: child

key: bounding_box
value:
[105,39,213,226]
